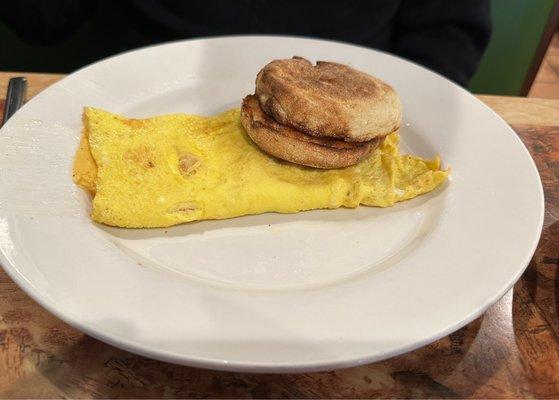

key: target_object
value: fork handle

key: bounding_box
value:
[2,77,28,126]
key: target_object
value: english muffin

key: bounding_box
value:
[255,57,401,142]
[241,95,381,169]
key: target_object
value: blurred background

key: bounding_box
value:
[0,0,558,98]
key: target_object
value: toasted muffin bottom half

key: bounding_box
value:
[241,95,382,169]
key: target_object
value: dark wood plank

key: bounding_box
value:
[521,1,559,95]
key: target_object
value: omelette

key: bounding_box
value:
[73,108,449,228]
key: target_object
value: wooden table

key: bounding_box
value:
[1,72,558,399]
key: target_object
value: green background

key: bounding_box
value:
[469,0,556,95]
[0,0,556,95]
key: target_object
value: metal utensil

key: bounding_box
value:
[2,77,28,126]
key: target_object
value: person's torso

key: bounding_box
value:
[128,0,401,50]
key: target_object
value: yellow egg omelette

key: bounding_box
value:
[72,107,449,228]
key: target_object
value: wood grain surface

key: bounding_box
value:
[0,72,64,100]
[1,74,558,399]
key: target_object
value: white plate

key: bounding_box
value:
[0,36,543,373]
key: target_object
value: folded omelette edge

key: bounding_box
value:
[72,107,449,228]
